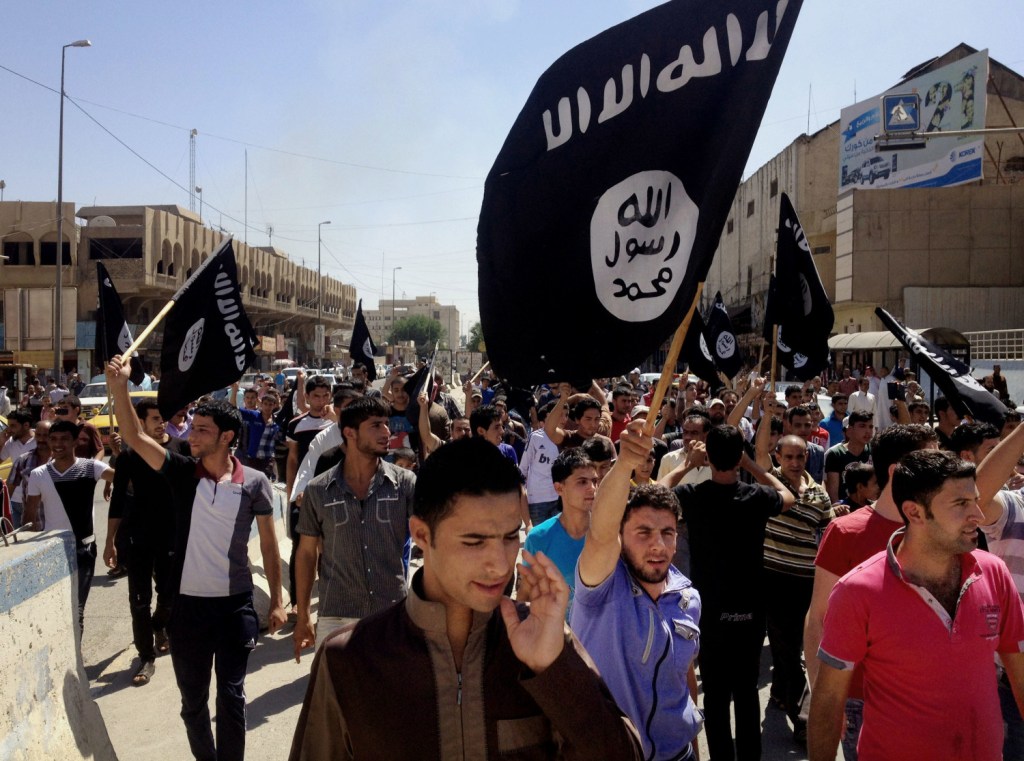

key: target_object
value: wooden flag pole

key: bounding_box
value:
[769,324,780,391]
[121,299,176,360]
[644,283,705,437]
[468,361,491,386]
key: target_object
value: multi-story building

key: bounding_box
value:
[703,44,1024,363]
[366,295,461,349]
[0,201,355,377]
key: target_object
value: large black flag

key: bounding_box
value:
[478,0,803,386]
[349,300,378,382]
[96,262,146,386]
[705,291,744,378]
[875,307,1007,427]
[763,193,833,379]
[681,309,723,390]
[158,240,258,418]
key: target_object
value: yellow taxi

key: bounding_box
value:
[90,391,159,453]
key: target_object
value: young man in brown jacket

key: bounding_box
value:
[289,437,642,760]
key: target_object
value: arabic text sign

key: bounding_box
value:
[838,49,987,191]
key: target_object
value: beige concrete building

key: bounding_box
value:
[366,295,461,349]
[703,44,1024,356]
[0,200,355,375]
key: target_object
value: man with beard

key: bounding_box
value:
[674,425,794,761]
[572,423,703,761]
[292,397,416,657]
[809,450,1024,761]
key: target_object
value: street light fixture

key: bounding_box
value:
[317,220,331,367]
[195,186,203,224]
[54,38,91,383]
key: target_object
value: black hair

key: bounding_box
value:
[1004,410,1022,425]
[571,396,602,421]
[550,448,593,484]
[891,449,976,524]
[933,397,953,415]
[612,385,633,399]
[305,375,332,395]
[950,422,1000,458]
[582,435,616,463]
[870,424,938,490]
[393,447,417,463]
[784,385,803,400]
[193,399,243,445]
[831,393,849,404]
[7,410,32,426]
[847,410,874,426]
[785,405,811,422]
[843,462,875,494]
[333,388,361,407]
[134,398,161,420]
[62,395,82,410]
[350,379,367,393]
[339,396,390,436]
[536,400,557,423]
[705,425,744,471]
[907,400,930,415]
[470,405,501,436]
[48,420,80,438]
[351,362,367,373]
[623,483,681,525]
[413,438,524,536]
[682,414,712,434]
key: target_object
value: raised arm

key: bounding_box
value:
[416,392,442,457]
[729,376,764,428]
[106,356,167,472]
[543,383,572,446]
[741,451,795,511]
[754,402,774,472]
[578,422,652,588]
[977,419,1024,525]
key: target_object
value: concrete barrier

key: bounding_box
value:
[0,532,117,761]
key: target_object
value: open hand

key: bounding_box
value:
[501,550,567,673]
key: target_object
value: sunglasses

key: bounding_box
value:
[54,408,70,415]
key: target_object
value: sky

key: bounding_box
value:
[3,1,1022,341]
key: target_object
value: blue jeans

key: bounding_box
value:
[528,500,560,526]
[1000,671,1024,760]
[10,500,23,528]
[841,698,864,761]
[169,593,258,761]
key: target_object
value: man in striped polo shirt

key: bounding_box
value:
[756,426,834,744]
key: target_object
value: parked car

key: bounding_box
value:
[78,382,111,420]
[90,391,159,453]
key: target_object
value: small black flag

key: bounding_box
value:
[681,309,723,390]
[764,194,833,379]
[158,240,258,418]
[96,262,146,386]
[875,307,1007,427]
[349,300,378,382]
[478,0,804,385]
[705,291,744,378]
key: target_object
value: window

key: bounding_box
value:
[770,179,778,197]
[746,200,755,217]
[813,245,832,255]
[3,239,34,265]
[727,218,734,234]
[746,265,753,297]
[89,237,143,260]
[39,241,72,265]
[1005,156,1024,172]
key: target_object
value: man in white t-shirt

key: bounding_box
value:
[23,419,114,633]
[521,400,564,525]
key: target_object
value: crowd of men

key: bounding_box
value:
[3,356,1024,761]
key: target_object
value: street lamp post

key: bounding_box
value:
[317,220,331,367]
[391,266,402,358]
[54,38,91,384]
[195,186,203,224]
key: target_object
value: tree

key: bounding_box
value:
[389,315,445,355]
[467,321,485,353]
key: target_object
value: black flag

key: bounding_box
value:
[349,300,378,382]
[681,309,723,390]
[705,291,744,378]
[477,0,804,386]
[158,240,258,418]
[875,307,1007,427]
[96,262,146,386]
[764,193,833,379]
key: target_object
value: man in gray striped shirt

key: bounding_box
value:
[293,396,416,659]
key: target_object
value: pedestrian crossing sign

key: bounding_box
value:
[882,93,920,133]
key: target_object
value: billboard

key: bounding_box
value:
[838,50,987,191]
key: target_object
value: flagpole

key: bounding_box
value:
[644,282,705,438]
[769,325,779,392]
[121,299,176,360]
[468,361,490,386]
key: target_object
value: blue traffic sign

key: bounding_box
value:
[882,93,921,133]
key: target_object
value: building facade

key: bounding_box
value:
[365,295,461,349]
[703,44,1024,358]
[0,201,356,377]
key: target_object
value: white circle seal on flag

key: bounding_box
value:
[178,318,205,372]
[590,170,698,323]
[699,333,713,362]
[716,333,736,360]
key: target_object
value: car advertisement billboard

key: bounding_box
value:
[838,50,987,192]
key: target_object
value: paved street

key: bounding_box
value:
[80,483,836,761]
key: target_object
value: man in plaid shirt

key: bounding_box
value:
[236,388,283,481]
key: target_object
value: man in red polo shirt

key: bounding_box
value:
[808,449,1024,761]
